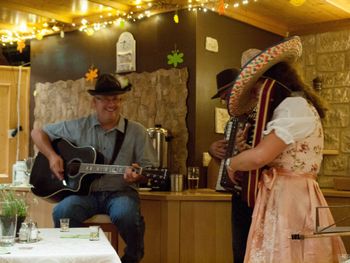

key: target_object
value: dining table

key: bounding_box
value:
[0,227,121,263]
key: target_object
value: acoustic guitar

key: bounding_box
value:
[30,138,167,203]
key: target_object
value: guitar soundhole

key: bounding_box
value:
[66,159,81,177]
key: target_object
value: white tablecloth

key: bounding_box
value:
[0,228,121,263]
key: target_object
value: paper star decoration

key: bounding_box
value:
[218,0,225,15]
[85,67,99,82]
[167,49,184,68]
[17,40,25,53]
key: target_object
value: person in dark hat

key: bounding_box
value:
[208,68,253,263]
[31,73,158,263]
[209,68,239,160]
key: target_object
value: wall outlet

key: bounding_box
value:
[202,152,212,167]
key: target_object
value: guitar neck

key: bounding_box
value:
[79,163,139,175]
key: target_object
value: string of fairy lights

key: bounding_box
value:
[0,0,262,48]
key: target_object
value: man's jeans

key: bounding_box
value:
[53,190,144,263]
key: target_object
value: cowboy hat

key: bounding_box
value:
[228,36,302,116]
[211,68,240,99]
[88,73,132,96]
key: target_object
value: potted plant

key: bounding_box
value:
[0,187,28,236]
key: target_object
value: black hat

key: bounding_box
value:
[88,73,132,96]
[211,68,240,99]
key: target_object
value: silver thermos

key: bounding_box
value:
[147,124,172,169]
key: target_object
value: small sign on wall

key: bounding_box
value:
[116,32,136,73]
[205,37,218,53]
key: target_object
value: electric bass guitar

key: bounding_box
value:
[30,138,167,203]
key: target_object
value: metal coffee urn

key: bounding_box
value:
[147,124,172,169]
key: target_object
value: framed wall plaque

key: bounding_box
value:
[116,32,136,73]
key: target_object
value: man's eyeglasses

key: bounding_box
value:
[94,96,122,104]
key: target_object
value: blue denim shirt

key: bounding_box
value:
[43,114,158,191]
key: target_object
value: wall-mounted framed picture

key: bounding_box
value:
[116,32,136,73]
[215,107,230,134]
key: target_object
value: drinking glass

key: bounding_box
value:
[60,218,70,232]
[187,167,200,191]
[24,157,35,185]
[89,226,100,241]
[0,201,17,247]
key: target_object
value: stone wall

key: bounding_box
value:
[33,68,188,174]
[300,32,350,187]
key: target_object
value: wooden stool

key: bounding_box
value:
[83,214,118,251]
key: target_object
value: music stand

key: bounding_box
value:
[291,205,350,240]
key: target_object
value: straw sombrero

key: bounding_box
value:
[228,36,302,116]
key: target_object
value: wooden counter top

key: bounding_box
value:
[6,185,350,199]
[321,188,350,198]
[139,187,350,200]
[139,188,232,201]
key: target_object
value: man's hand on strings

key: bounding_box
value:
[48,154,65,181]
[124,163,143,184]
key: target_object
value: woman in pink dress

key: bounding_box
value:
[226,36,346,263]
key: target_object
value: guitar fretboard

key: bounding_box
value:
[79,163,141,175]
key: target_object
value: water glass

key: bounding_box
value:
[187,167,200,190]
[0,201,17,247]
[170,174,183,192]
[60,218,70,232]
[89,226,100,241]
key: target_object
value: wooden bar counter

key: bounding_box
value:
[132,189,233,263]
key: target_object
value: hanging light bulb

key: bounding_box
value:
[289,0,306,6]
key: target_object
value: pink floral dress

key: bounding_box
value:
[244,97,346,263]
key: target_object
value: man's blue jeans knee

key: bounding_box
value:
[52,191,144,262]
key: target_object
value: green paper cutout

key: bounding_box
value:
[167,49,184,68]
[120,20,125,28]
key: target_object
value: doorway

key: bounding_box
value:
[0,66,30,183]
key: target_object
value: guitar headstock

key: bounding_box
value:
[142,167,167,177]
[131,166,142,175]
[140,167,169,191]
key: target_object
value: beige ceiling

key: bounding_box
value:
[1,0,350,43]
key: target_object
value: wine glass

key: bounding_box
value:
[24,157,35,185]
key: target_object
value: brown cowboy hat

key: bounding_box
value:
[88,73,132,96]
[228,36,302,116]
[211,68,240,99]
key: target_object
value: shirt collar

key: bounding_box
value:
[92,114,125,133]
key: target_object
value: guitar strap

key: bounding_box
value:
[109,119,128,165]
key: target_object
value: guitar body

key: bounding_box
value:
[30,138,104,203]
